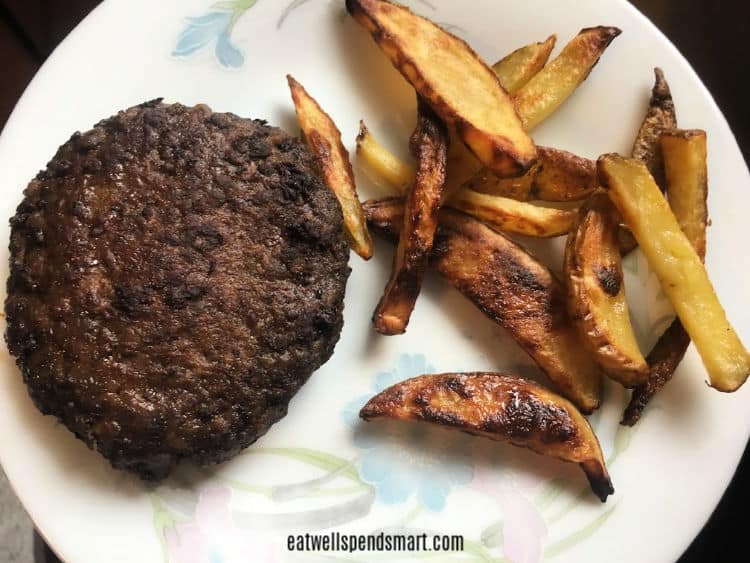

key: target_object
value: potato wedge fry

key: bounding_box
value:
[449,189,576,237]
[565,193,647,386]
[287,75,372,259]
[514,27,621,131]
[599,154,749,392]
[619,68,678,255]
[364,198,602,412]
[622,130,708,425]
[373,100,449,334]
[631,68,677,190]
[360,372,613,501]
[467,146,597,202]
[356,121,415,193]
[346,0,536,176]
[492,35,557,95]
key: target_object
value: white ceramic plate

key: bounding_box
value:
[1,1,749,562]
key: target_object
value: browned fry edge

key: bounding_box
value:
[359,372,613,501]
[364,198,602,413]
[373,99,449,334]
[346,0,536,177]
[622,129,708,425]
[287,75,373,259]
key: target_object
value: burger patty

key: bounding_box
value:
[5,100,351,479]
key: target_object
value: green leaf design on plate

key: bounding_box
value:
[244,447,363,483]
[480,518,504,548]
[535,478,567,511]
[278,0,313,29]
[543,502,618,559]
[151,494,190,563]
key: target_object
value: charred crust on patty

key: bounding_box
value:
[5,102,351,480]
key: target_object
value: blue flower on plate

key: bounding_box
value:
[342,354,474,512]
[172,6,249,68]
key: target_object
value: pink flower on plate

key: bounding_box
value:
[164,487,276,563]
[473,461,548,563]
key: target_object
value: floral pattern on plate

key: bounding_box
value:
[152,353,635,563]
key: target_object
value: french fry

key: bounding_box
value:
[364,198,602,412]
[449,189,576,237]
[373,100,449,334]
[356,121,414,192]
[623,130,709,425]
[346,0,537,176]
[514,26,621,131]
[492,35,557,95]
[620,68,678,255]
[358,131,597,204]
[357,127,581,238]
[467,146,597,201]
[661,130,708,259]
[361,372,613,501]
[631,68,677,190]
[565,193,647,386]
[287,75,373,259]
[599,153,749,393]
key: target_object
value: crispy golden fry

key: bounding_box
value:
[360,372,613,501]
[619,68,678,255]
[467,146,597,202]
[373,101,449,334]
[356,121,414,193]
[492,35,557,95]
[623,130,709,425]
[599,154,749,392]
[287,75,372,259]
[514,27,621,131]
[346,0,536,176]
[565,193,647,386]
[449,189,576,237]
[631,68,677,190]
[364,198,602,412]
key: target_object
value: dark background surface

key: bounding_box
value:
[0,1,748,562]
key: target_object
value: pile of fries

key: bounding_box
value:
[286,0,750,501]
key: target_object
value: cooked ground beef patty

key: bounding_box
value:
[5,100,350,479]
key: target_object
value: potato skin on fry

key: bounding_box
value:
[565,193,647,386]
[467,146,597,202]
[360,372,613,502]
[620,68,678,255]
[346,0,536,176]
[364,199,602,412]
[287,75,373,259]
[373,100,449,334]
[631,68,677,191]
[622,320,691,426]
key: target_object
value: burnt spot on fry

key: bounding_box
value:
[595,265,622,296]
[358,373,612,501]
[422,405,466,427]
[443,374,473,399]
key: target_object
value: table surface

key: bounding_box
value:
[0,1,748,562]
